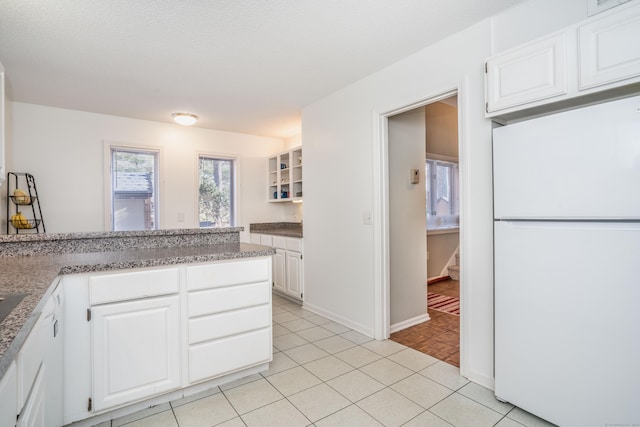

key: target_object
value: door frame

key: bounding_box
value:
[371,77,470,374]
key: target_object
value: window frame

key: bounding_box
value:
[425,154,459,232]
[196,153,237,228]
[104,142,162,231]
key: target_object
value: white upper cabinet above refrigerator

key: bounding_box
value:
[486,1,640,119]
[493,94,640,220]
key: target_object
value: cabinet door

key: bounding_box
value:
[578,2,640,89]
[285,251,302,300]
[273,248,286,293]
[91,295,181,412]
[17,365,45,427]
[0,361,17,427]
[486,31,568,113]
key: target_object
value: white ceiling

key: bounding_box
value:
[0,0,524,138]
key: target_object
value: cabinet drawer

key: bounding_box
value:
[259,235,273,247]
[188,328,272,384]
[186,258,270,291]
[286,238,302,252]
[188,304,271,344]
[89,268,179,305]
[272,236,286,249]
[188,282,271,317]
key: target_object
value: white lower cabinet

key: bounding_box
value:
[185,260,272,385]
[91,295,181,412]
[61,257,272,425]
[13,284,63,427]
[285,250,303,299]
[252,234,304,301]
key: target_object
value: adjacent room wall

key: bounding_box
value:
[425,101,460,279]
[7,102,290,239]
[388,107,427,329]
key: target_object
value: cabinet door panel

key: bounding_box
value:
[17,305,48,409]
[273,249,286,293]
[91,295,181,412]
[186,258,270,291]
[16,366,45,427]
[0,361,17,427]
[188,282,270,317]
[486,32,567,112]
[189,328,271,384]
[188,304,271,344]
[285,252,302,299]
[579,2,640,89]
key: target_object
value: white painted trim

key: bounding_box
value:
[457,76,472,381]
[103,141,164,231]
[390,313,431,334]
[372,85,468,372]
[303,301,374,338]
[439,244,460,277]
[195,152,240,228]
[372,110,389,340]
[425,152,458,163]
[427,227,459,236]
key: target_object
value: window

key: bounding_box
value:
[110,147,159,231]
[198,156,235,227]
[426,159,459,230]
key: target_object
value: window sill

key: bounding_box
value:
[426,227,459,236]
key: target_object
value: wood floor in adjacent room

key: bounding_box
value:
[390,279,460,367]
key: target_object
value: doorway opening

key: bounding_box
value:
[386,94,461,367]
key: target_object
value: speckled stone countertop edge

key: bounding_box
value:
[0,227,244,243]
[0,243,274,379]
[249,222,303,238]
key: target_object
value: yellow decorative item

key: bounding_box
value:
[13,189,31,204]
[10,212,32,229]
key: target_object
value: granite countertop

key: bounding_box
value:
[0,232,274,379]
[249,222,303,238]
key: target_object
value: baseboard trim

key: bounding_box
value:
[390,313,430,334]
[427,275,451,285]
[303,301,374,338]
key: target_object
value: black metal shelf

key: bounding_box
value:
[6,172,46,234]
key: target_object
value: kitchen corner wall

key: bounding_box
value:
[302,0,587,390]
[7,102,290,238]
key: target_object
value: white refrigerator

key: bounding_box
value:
[493,95,640,427]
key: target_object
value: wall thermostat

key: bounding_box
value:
[410,169,420,184]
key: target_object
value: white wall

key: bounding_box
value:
[7,102,292,238]
[301,0,586,389]
[388,107,427,329]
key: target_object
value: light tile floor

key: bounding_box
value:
[106,294,556,427]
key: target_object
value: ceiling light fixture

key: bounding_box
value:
[172,112,199,126]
